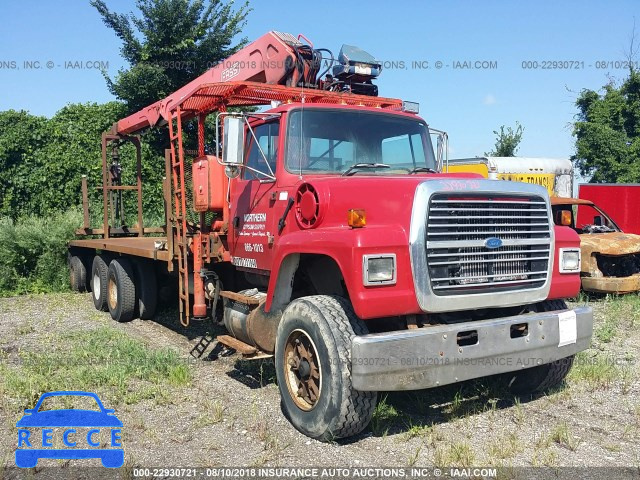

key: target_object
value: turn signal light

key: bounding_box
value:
[560,210,572,226]
[348,209,366,228]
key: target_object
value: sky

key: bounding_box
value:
[0,0,638,159]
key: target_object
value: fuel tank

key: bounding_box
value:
[223,289,280,353]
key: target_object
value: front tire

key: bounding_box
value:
[107,258,137,323]
[507,299,575,394]
[274,295,377,441]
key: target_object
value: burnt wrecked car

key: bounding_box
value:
[551,197,640,293]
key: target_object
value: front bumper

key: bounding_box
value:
[351,307,593,391]
[581,274,640,294]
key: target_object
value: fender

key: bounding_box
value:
[549,225,582,300]
[265,226,421,319]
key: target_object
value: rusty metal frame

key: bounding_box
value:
[75,134,170,256]
[163,149,175,272]
[81,175,90,230]
[98,132,145,238]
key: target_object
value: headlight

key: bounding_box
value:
[560,248,581,273]
[363,254,397,285]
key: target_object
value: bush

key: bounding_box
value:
[0,210,82,296]
[0,104,168,224]
[0,103,172,297]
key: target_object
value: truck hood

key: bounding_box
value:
[303,173,483,230]
[579,232,640,256]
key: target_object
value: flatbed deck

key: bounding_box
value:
[69,237,172,262]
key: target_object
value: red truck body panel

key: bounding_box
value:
[578,184,640,234]
[549,225,582,299]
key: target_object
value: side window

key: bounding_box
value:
[243,122,279,180]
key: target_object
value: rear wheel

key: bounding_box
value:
[107,258,137,323]
[275,295,377,441]
[132,259,158,320]
[507,299,575,394]
[69,255,88,292]
[91,255,109,311]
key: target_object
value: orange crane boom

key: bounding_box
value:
[116,31,315,135]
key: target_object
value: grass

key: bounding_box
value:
[577,294,640,344]
[0,326,192,411]
[370,395,403,436]
[407,446,422,466]
[433,440,475,467]
[568,351,620,390]
[197,398,226,426]
[250,421,292,466]
[512,397,526,425]
[488,432,522,459]
[606,294,640,330]
[548,422,580,451]
[621,365,636,394]
[532,448,558,467]
[587,294,640,343]
[404,422,433,440]
[595,315,617,343]
[15,321,35,336]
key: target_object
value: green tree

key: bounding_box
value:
[572,68,640,183]
[91,0,251,113]
[485,122,524,157]
[0,110,49,217]
[0,103,158,220]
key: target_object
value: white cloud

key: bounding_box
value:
[483,94,496,106]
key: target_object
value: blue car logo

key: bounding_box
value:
[15,391,123,468]
[484,237,503,249]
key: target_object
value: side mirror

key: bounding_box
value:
[593,215,603,226]
[223,116,244,166]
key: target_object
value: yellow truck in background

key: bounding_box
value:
[446,157,573,198]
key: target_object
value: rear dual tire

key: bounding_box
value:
[107,258,137,323]
[90,255,157,322]
[69,255,90,293]
[91,255,110,311]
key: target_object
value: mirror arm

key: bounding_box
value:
[243,164,276,181]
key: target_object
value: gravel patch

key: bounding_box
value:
[0,293,638,471]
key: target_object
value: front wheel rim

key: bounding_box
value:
[283,329,322,411]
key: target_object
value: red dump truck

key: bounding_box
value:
[68,31,593,440]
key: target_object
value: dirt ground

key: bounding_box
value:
[0,291,639,478]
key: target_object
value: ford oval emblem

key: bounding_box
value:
[484,237,503,249]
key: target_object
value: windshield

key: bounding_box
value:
[286,109,437,175]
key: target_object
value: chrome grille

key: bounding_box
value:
[426,195,551,296]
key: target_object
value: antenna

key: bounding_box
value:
[298,83,306,179]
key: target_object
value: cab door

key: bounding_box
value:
[228,120,280,273]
